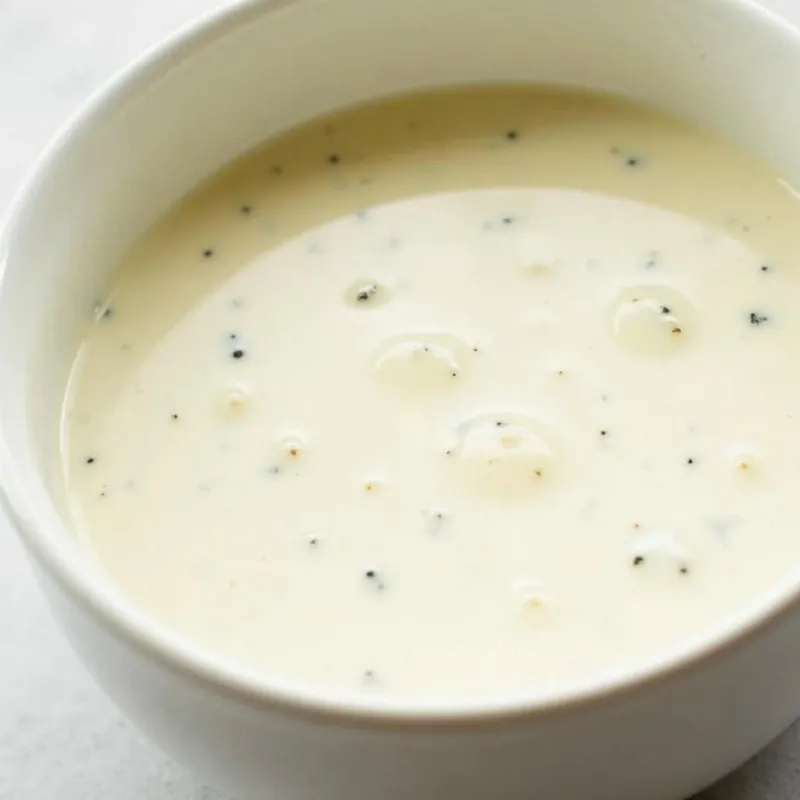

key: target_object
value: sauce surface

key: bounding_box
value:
[61,86,800,699]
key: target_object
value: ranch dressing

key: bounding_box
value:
[61,87,800,698]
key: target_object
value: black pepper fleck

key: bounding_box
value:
[660,305,671,315]
[364,569,385,590]
[171,413,180,421]
[760,264,771,273]
[502,216,515,225]
[680,566,690,575]
[85,457,95,465]
[506,130,519,141]
[626,156,641,167]
[202,248,215,259]
[232,349,246,359]
[101,306,114,320]
[355,284,378,303]
[632,555,645,566]
[600,430,608,437]
[686,457,695,465]
[749,311,769,326]
[327,153,341,165]
[239,204,252,215]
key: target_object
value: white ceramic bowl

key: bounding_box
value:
[3,0,800,797]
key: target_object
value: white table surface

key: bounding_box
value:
[2,1,800,797]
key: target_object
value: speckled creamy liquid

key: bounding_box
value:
[61,86,800,698]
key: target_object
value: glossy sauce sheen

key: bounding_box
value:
[61,87,800,699]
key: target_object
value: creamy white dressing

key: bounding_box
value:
[60,86,800,699]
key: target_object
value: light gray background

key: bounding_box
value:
[1,1,799,797]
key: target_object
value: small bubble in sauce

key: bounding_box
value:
[370,333,470,394]
[277,432,308,460]
[629,526,689,576]
[727,446,761,475]
[445,412,559,497]
[216,383,252,417]
[609,285,694,354]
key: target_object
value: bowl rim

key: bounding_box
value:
[2,0,800,730]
